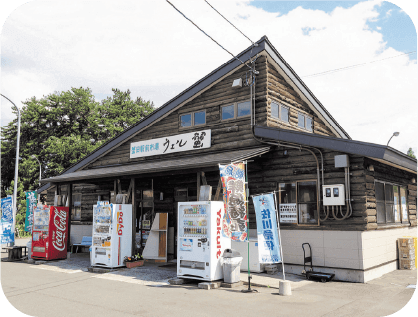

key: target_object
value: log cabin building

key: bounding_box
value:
[38,36,417,283]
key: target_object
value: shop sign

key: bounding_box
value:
[1,196,14,244]
[25,191,37,232]
[219,163,247,242]
[252,193,281,263]
[130,129,211,158]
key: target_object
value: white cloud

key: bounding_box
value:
[0,0,417,155]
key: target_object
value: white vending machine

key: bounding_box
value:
[177,201,231,281]
[91,203,133,268]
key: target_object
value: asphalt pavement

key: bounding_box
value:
[1,238,417,317]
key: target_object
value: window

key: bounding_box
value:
[376,181,408,224]
[72,194,81,220]
[297,181,318,224]
[271,102,289,123]
[221,101,251,120]
[278,181,318,225]
[180,111,206,127]
[298,112,313,131]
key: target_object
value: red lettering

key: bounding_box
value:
[216,250,221,258]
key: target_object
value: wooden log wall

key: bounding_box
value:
[87,56,270,170]
[265,60,336,137]
[46,152,416,233]
[363,157,417,228]
[246,148,375,231]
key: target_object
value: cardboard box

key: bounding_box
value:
[399,259,415,270]
[398,248,415,259]
[398,237,414,248]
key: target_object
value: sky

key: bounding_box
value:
[0,0,417,158]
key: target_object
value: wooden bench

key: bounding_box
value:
[3,246,28,261]
[71,236,92,253]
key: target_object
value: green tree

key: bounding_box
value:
[98,88,154,138]
[1,87,154,229]
[407,148,416,159]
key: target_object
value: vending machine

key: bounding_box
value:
[90,203,132,268]
[32,205,69,260]
[177,201,231,281]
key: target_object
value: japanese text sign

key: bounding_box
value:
[252,193,281,263]
[219,163,247,242]
[25,191,38,232]
[130,129,211,158]
[1,196,14,244]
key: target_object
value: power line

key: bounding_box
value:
[302,51,417,79]
[166,0,252,70]
[204,0,254,45]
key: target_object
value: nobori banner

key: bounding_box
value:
[25,191,38,232]
[130,130,211,158]
[1,196,14,244]
[252,193,281,264]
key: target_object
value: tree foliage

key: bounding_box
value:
[407,148,416,159]
[1,87,154,228]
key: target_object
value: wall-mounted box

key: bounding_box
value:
[323,184,345,206]
[335,155,349,168]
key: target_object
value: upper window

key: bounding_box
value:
[221,101,251,120]
[376,181,408,224]
[271,102,289,123]
[180,111,206,128]
[298,112,313,131]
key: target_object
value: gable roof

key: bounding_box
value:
[38,35,350,193]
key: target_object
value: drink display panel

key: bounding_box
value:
[179,204,208,238]
[93,205,111,235]
[33,206,50,231]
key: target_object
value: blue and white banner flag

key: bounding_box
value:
[1,196,14,244]
[252,193,281,263]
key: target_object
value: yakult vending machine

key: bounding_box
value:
[32,205,69,260]
[90,203,132,268]
[177,201,231,281]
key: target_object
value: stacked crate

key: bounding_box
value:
[398,237,416,270]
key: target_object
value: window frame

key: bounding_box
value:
[277,180,319,226]
[221,100,251,121]
[297,112,313,131]
[179,110,206,128]
[271,101,289,123]
[375,180,409,225]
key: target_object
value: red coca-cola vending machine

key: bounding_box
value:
[32,205,69,260]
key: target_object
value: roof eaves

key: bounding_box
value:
[254,125,416,173]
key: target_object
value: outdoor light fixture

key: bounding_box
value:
[387,132,400,146]
[1,94,20,247]
[232,78,242,88]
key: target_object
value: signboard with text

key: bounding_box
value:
[130,130,211,158]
